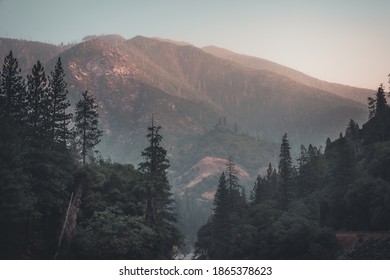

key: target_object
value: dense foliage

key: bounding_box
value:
[195,84,390,259]
[0,52,180,259]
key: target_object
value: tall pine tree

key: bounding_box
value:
[226,158,240,194]
[0,51,26,123]
[0,51,27,146]
[74,90,102,165]
[138,118,180,258]
[139,119,174,226]
[363,84,390,143]
[48,57,72,149]
[213,172,229,223]
[250,163,277,205]
[211,172,232,259]
[277,133,292,210]
[226,158,247,216]
[26,60,51,147]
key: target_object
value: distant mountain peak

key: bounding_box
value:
[128,35,193,48]
[152,37,193,46]
[82,34,126,46]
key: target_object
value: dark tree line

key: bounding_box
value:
[0,52,100,153]
[0,52,180,259]
[3,50,390,260]
[195,83,390,260]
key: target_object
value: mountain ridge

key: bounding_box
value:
[202,45,373,104]
[0,35,369,159]
[120,36,367,143]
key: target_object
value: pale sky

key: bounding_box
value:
[0,0,389,89]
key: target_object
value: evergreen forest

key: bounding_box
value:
[1,51,390,259]
[0,52,180,259]
[195,83,390,259]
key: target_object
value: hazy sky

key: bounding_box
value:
[0,0,389,89]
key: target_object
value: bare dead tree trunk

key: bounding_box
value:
[54,186,82,259]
